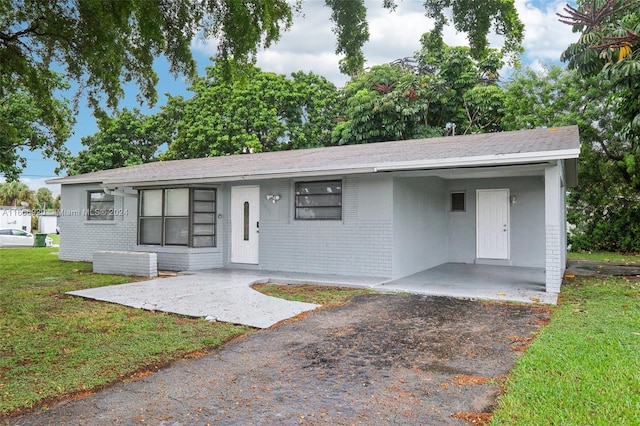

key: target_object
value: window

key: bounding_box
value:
[87,191,115,220]
[295,180,342,220]
[191,189,216,247]
[451,191,466,212]
[138,188,216,247]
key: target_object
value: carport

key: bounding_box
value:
[375,263,552,304]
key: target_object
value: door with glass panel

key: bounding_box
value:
[231,186,260,264]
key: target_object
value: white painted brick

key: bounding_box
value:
[93,251,157,277]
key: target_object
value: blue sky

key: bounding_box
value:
[12,0,577,195]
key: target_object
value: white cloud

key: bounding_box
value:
[517,0,578,64]
[247,0,574,86]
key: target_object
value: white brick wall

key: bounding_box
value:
[151,248,223,271]
[259,220,393,278]
[58,184,138,262]
[545,224,562,293]
[93,251,158,277]
[59,220,137,262]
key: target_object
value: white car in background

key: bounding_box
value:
[0,229,34,247]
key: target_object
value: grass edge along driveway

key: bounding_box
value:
[2,248,639,424]
[0,247,367,416]
[491,273,640,425]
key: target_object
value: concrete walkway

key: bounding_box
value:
[67,270,321,329]
[68,263,555,329]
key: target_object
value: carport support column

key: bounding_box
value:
[545,164,563,293]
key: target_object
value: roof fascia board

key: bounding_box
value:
[373,149,580,173]
[102,167,377,188]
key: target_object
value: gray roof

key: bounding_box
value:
[48,126,580,186]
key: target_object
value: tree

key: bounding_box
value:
[501,65,640,251]
[332,34,505,145]
[0,75,74,180]
[556,0,640,251]
[0,181,36,207]
[35,187,54,212]
[1,0,524,177]
[332,63,442,144]
[60,108,166,175]
[559,0,640,190]
[423,0,524,64]
[163,63,339,159]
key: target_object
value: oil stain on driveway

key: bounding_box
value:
[5,293,549,425]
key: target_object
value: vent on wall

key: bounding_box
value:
[451,191,466,212]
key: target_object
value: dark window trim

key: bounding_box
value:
[138,187,217,247]
[190,188,217,248]
[294,180,343,220]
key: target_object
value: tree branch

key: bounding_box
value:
[557,0,632,29]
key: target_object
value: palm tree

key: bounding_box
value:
[0,181,36,207]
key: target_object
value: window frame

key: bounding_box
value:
[138,187,217,247]
[190,189,217,248]
[294,180,343,220]
[87,190,115,221]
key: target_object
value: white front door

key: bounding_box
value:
[476,189,510,260]
[231,186,260,264]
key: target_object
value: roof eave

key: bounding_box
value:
[101,166,378,188]
[49,148,580,188]
[373,149,580,173]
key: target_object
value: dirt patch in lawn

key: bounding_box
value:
[5,293,549,425]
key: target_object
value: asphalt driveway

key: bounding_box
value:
[5,293,549,425]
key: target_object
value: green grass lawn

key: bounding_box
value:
[2,248,638,421]
[0,247,249,415]
[491,274,640,424]
[0,248,368,416]
[568,250,640,263]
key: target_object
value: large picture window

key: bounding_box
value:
[138,188,216,247]
[87,191,115,220]
[295,180,342,220]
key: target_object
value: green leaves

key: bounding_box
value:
[162,63,339,160]
[60,108,165,175]
[333,36,505,145]
[423,0,524,65]
[0,73,74,180]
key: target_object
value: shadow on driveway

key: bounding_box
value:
[5,293,550,425]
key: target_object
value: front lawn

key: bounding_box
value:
[0,247,248,415]
[0,248,366,416]
[3,247,638,422]
[491,274,640,424]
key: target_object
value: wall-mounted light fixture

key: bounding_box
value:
[510,195,517,205]
[266,194,281,203]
